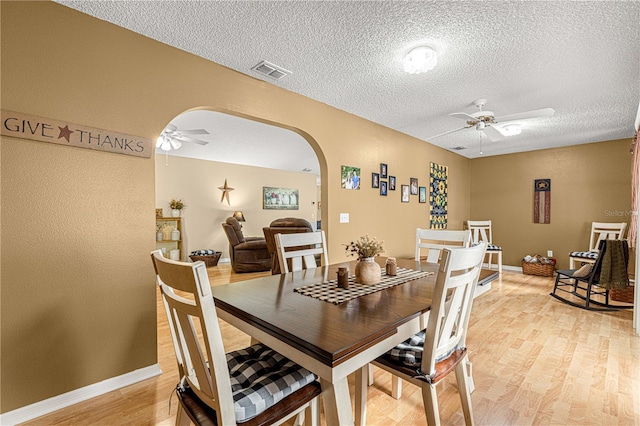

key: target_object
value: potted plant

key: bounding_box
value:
[345,235,385,284]
[169,198,185,217]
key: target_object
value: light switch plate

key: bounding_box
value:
[547,250,553,257]
[339,213,349,223]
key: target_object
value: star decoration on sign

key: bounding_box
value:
[58,125,73,142]
[218,179,234,205]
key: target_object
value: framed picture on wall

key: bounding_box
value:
[380,163,388,178]
[380,181,387,196]
[401,184,410,202]
[389,176,396,190]
[410,178,419,195]
[263,187,299,210]
[419,186,427,203]
[372,173,380,188]
[341,165,361,190]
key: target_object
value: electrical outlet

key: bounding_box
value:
[339,213,349,223]
[547,250,553,257]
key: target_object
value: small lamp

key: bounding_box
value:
[233,211,246,222]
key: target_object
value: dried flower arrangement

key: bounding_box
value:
[169,198,185,210]
[345,235,385,259]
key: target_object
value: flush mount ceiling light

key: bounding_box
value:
[403,46,438,74]
[500,124,522,136]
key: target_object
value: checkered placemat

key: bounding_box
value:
[294,267,434,304]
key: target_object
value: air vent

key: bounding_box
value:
[451,146,467,151]
[251,61,291,80]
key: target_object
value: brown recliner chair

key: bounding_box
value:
[263,217,314,274]
[221,217,271,273]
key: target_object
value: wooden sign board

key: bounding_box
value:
[1,110,153,158]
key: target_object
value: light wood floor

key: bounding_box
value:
[24,265,639,425]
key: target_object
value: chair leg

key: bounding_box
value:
[465,359,475,393]
[455,357,475,425]
[175,405,191,426]
[421,383,440,426]
[309,396,320,426]
[497,251,503,275]
[293,405,306,426]
[355,365,368,426]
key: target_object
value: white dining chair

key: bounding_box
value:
[569,222,627,269]
[466,220,503,274]
[150,250,321,426]
[415,228,472,263]
[275,230,328,273]
[356,243,487,426]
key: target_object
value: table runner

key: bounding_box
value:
[294,267,433,304]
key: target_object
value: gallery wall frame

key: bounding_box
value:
[380,163,388,178]
[372,173,380,188]
[401,184,410,202]
[410,178,419,195]
[419,186,427,203]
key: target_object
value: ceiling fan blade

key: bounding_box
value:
[427,126,469,140]
[174,135,209,145]
[450,112,478,121]
[176,128,209,136]
[482,125,506,142]
[495,108,555,122]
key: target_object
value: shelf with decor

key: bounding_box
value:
[156,217,183,260]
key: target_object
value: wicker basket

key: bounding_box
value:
[189,252,221,267]
[610,283,635,303]
[522,257,556,277]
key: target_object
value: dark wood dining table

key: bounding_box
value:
[212,257,497,425]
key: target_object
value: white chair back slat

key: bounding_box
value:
[415,228,471,263]
[590,222,627,251]
[275,231,329,273]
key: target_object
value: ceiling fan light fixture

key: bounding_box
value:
[501,124,522,136]
[156,135,165,148]
[403,46,437,74]
[160,139,172,151]
[169,139,182,150]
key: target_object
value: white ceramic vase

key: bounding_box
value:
[171,209,181,217]
[355,257,381,284]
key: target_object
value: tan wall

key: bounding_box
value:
[155,155,319,259]
[470,139,632,270]
[1,2,469,412]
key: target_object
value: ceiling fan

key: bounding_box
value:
[428,99,555,142]
[156,123,209,151]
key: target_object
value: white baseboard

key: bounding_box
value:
[0,364,162,425]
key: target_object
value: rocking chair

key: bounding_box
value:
[550,239,633,311]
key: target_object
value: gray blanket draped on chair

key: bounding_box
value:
[599,239,629,290]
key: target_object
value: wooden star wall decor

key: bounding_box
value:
[218,179,234,205]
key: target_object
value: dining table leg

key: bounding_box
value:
[320,377,354,426]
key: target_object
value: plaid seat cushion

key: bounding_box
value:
[472,243,501,251]
[227,343,317,423]
[569,251,599,260]
[386,331,455,367]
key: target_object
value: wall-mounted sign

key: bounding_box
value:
[1,110,152,158]
[534,178,551,224]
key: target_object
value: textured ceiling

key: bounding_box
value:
[55,1,640,175]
